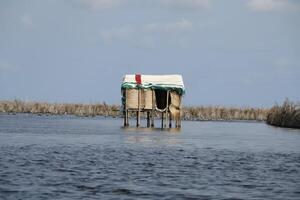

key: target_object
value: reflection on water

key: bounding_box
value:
[122,126,182,133]
[122,126,181,145]
[0,114,300,200]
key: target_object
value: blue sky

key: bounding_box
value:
[0,0,299,107]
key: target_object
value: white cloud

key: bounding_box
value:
[274,57,300,72]
[161,0,210,9]
[100,19,194,47]
[142,19,193,33]
[80,0,123,9]
[100,26,134,41]
[135,36,155,49]
[0,61,19,72]
[101,19,194,39]
[246,0,297,11]
[79,0,210,10]
[275,57,290,68]
[21,14,33,27]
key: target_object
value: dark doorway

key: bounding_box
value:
[155,89,168,110]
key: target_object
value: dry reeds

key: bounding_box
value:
[3,99,299,128]
[182,106,268,121]
[266,99,300,128]
[0,100,269,121]
[0,100,120,117]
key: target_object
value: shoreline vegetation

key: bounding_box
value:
[0,100,299,128]
[266,99,300,129]
[0,100,268,121]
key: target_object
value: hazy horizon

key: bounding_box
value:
[1,0,299,107]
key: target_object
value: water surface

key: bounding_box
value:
[0,114,299,199]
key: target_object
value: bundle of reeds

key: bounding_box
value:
[266,99,300,128]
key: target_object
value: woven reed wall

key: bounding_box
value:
[124,89,182,111]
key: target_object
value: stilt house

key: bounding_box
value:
[121,74,185,128]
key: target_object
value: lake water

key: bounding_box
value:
[0,114,299,200]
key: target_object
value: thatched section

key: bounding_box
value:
[125,89,154,110]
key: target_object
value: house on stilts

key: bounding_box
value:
[121,74,185,128]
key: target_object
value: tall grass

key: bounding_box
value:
[0,100,120,117]
[3,99,299,128]
[0,100,269,121]
[266,99,300,128]
[183,106,268,121]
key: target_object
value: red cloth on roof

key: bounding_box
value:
[135,74,142,85]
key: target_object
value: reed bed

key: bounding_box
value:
[0,100,269,121]
[183,106,268,121]
[0,100,120,117]
[266,99,300,128]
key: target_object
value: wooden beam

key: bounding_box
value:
[123,110,126,127]
[165,90,169,128]
[126,109,129,126]
[169,112,172,128]
[123,90,127,127]
[147,111,150,127]
[161,112,164,129]
[178,95,182,128]
[137,89,140,127]
[151,89,155,127]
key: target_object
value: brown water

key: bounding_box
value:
[0,114,299,199]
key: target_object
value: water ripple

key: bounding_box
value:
[0,114,300,199]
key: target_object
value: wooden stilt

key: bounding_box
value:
[175,113,178,128]
[147,111,150,127]
[169,113,172,128]
[137,104,140,128]
[165,90,169,128]
[137,89,140,127]
[123,90,126,127]
[178,96,182,128]
[161,112,164,129]
[126,109,129,126]
[124,110,128,127]
[151,111,154,127]
[151,90,155,127]
[124,109,126,127]
[124,89,128,127]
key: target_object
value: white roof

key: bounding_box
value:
[123,74,184,87]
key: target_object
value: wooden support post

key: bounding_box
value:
[147,111,150,127]
[151,89,155,127]
[124,109,128,127]
[126,109,129,126]
[137,89,140,127]
[175,111,179,128]
[169,113,172,128]
[123,89,127,127]
[136,111,139,127]
[123,109,126,127]
[165,90,169,128]
[178,96,181,128]
[161,112,164,129]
